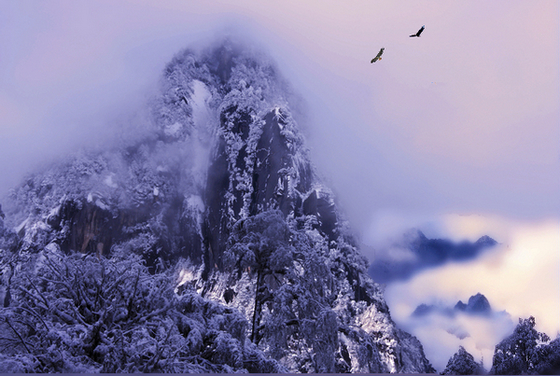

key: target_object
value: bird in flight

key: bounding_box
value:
[371,47,385,63]
[410,25,425,37]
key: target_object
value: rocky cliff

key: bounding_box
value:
[0,40,435,373]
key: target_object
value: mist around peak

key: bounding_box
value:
[368,228,498,283]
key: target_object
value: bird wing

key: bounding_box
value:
[410,25,425,37]
[371,48,384,63]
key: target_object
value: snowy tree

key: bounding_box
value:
[441,346,485,375]
[224,210,294,343]
[0,248,175,372]
[534,337,560,374]
[490,316,552,375]
[0,246,283,373]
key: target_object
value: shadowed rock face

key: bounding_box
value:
[47,195,202,273]
[1,40,435,374]
[461,293,492,315]
[203,108,308,271]
[203,106,338,273]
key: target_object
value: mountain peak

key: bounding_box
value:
[454,293,491,315]
[0,42,435,373]
[475,234,498,247]
[415,293,495,319]
[466,292,492,314]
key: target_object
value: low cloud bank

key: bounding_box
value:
[375,215,560,371]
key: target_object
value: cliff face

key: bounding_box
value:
[1,41,434,373]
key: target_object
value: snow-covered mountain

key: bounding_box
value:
[0,40,435,373]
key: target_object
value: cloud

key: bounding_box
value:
[384,216,560,371]
[405,310,514,372]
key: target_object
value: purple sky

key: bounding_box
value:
[1,0,559,370]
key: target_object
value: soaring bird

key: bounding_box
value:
[410,25,425,37]
[371,48,385,63]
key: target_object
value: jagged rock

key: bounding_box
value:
[412,303,438,317]
[0,39,435,373]
[414,293,494,319]
[454,301,468,311]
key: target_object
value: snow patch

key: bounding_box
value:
[274,106,285,127]
[22,220,50,246]
[176,268,196,293]
[95,199,109,210]
[164,122,183,137]
[190,80,212,131]
[186,195,204,213]
[87,192,109,210]
[103,173,118,188]
[355,303,398,373]
[188,80,214,191]
[44,242,61,254]
[47,205,61,221]
[15,217,29,235]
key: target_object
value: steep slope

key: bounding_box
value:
[0,40,434,373]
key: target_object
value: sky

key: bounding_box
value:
[1,0,559,371]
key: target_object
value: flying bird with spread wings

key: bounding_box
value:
[410,25,425,37]
[371,47,385,63]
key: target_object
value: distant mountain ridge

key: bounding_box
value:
[413,293,498,318]
[412,293,513,345]
[369,229,498,283]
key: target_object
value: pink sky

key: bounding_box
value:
[1,1,558,220]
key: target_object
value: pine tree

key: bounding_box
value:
[0,246,283,373]
[441,346,485,375]
[490,316,552,375]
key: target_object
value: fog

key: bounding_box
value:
[386,217,560,370]
[403,310,515,371]
[2,1,558,219]
[1,1,559,370]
